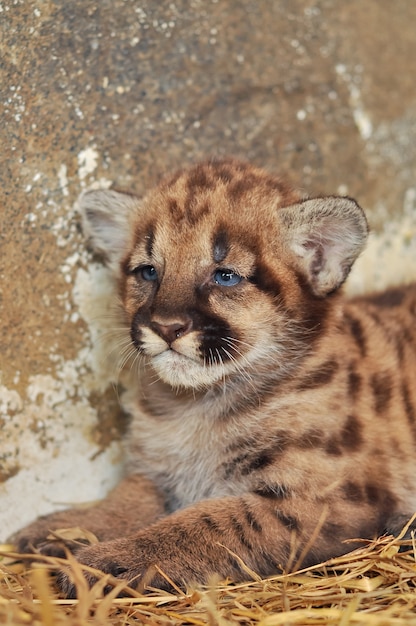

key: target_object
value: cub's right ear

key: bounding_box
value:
[79,188,141,271]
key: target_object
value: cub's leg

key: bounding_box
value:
[384,513,416,542]
[12,474,165,556]
[57,492,381,597]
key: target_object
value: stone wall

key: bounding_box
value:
[1,0,416,539]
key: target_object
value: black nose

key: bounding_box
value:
[151,318,193,344]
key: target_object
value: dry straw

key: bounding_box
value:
[1,526,416,625]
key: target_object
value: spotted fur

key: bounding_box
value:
[14,159,416,597]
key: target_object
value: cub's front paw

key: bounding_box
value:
[11,518,98,558]
[57,537,165,598]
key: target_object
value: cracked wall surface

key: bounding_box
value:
[1,0,416,539]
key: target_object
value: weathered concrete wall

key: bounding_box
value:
[1,0,416,539]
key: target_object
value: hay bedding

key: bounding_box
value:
[1,526,416,626]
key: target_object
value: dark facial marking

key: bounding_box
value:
[227,176,256,202]
[213,163,234,184]
[248,260,284,301]
[226,172,264,202]
[198,312,238,365]
[297,358,339,391]
[186,165,216,191]
[145,227,154,257]
[213,229,229,264]
[183,166,216,214]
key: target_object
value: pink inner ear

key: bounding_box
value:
[280,198,368,297]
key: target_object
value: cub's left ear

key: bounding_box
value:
[277,196,368,297]
[79,188,141,273]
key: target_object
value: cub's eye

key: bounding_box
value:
[213,269,242,287]
[138,265,158,282]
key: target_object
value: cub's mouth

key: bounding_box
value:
[148,344,227,389]
[133,323,241,390]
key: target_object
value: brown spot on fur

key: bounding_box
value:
[347,363,362,400]
[341,414,363,451]
[227,176,257,202]
[297,429,324,449]
[342,481,365,502]
[240,450,276,475]
[293,270,335,337]
[230,516,255,551]
[201,515,222,535]
[365,484,382,504]
[402,381,416,425]
[223,432,291,479]
[214,163,235,184]
[297,358,339,391]
[167,197,182,219]
[183,167,215,215]
[242,502,263,533]
[276,510,300,532]
[186,164,216,192]
[325,436,343,456]
[367,287,406,308]
[253,484,291,499]
[370,372,393,415]
[403,326,416,350]
[344,312,367,357]
[394,332,405,362]
[187,200,211,226]
[369,488,398,526]
[322,521,343,539]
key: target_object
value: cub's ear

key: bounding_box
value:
[277,196,368,297]
[79,188,141,271]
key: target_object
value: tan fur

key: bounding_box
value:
[13,159,416,597]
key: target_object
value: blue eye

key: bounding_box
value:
[213,269,242,287]
[140,265,158,281]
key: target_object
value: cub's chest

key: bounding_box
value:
[129,406,232,507]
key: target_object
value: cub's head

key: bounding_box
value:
[81,159,368,390]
